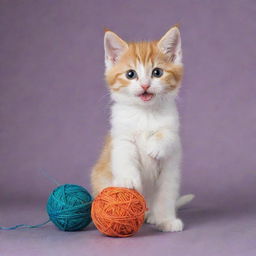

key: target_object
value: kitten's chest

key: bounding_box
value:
[134,123,161,184]
[130,113,162,173]
[113,109,165,135]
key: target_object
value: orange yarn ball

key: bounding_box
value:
[91,187,147,237]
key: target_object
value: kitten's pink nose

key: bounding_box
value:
[141,84,150,91]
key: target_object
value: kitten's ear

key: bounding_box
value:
[157,26,182,64]
[104,30,128,68]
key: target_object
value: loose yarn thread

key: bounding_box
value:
[0,170,92,231]
[0,220,50,230]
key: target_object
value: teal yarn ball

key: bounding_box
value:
[47,184,92,231]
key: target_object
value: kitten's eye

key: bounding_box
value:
[126,70,137,80]
[152,68,163,78]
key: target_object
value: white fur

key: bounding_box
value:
[103,28,193,232]
[110,96,184,232]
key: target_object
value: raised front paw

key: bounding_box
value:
[113,174,142,193]
[146,136,166,160]
[156,218,184,232]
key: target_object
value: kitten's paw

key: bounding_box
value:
[145,213,156,225]
[156,218,184,232]
[146,137,165,160]
[113,175,142,193]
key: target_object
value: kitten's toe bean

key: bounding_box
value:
[156,218,184,232]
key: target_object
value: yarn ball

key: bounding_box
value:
[47,184,92,231]
[91,187,147,237]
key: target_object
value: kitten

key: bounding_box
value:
[91,26,194,232]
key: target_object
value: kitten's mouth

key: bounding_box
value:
[139,92,154,102]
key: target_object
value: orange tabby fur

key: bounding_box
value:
[91,135,113,196]
[105,41,183,92]
[91,30,183,197]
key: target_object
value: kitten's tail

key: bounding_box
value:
[176,194,195,209]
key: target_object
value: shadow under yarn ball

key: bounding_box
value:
[47,184,92,231]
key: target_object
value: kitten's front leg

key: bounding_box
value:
[146,128,177,160]
[111,136,142,193]
[149,157,183,232]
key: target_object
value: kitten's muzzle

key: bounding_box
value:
[141,84,150,91]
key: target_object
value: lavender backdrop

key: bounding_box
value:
[0,1,256,255]
[1,0,255,203]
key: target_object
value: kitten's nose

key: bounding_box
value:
[141,84,150,91]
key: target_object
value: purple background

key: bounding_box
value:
[1,0,255,255]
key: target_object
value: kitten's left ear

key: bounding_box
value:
[157,26,182,64]
[104,30,128,69]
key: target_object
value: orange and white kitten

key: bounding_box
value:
[91,26,194,232]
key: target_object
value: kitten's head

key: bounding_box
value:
[104,26,183,107]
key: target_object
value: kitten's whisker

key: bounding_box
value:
[97,92,111,103]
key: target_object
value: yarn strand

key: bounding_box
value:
[1,172,92,232]
[37,169,60,186]
[0,220,50,230]
[1,170,59,231]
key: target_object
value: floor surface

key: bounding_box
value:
[1,199,255,256]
